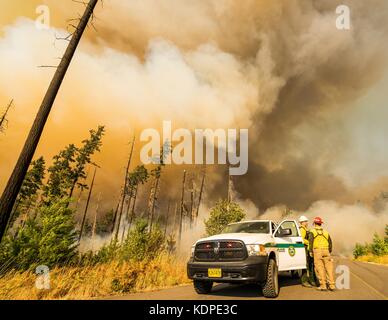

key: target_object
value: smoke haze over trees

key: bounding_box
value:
[1,1,388,250]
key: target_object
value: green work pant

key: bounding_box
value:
[301,249,317,286]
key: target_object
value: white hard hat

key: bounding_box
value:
[299,215,308,222]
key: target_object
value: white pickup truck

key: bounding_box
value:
[187,219,307,298]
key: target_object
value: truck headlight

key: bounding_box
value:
[247,244,267,256]
[191,246,195,257]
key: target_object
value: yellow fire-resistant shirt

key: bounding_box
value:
[309,226,333,253]
[299,225,310,250]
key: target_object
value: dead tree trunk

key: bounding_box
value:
[91,192,101,246]
[125,196,132,221]
[121,197,132,241]
[114,135,135,240]
[195,169,206,224]
[0,0,99,242]
[163,200,171,238]
[148,175,161,232]
[121,224,127,243]
[178,170,186,244]
[111,199,120,233]
[173,202,178,233]
[79,167,97,242]
[129,185,138,226]
[189,178,195,229]
[74,168,90,212]
[228,174,233,203]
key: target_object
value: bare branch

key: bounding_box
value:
[37,65,58,68]
[0,99,14,133]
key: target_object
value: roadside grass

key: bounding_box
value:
[0,254,190,300]
[355,254,388,265]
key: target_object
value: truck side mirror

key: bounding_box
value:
[276,228,292,237]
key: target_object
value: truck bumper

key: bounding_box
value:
[187,256,269,284]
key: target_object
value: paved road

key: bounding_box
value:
[111,258,388,300]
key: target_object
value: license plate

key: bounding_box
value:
[208,268,222,278]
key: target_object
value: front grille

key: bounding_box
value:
[194,240,247,262]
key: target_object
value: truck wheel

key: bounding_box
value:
[193,280,213,294]
[262,258,279,298]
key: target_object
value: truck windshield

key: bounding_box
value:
[222,222,269,234]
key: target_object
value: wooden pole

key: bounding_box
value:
[0,0,99,242]
[79,166,97,242]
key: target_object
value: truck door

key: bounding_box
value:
[273,220,307,271]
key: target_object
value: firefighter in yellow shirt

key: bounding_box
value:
[298,216,316,287]
[309,217,335,291]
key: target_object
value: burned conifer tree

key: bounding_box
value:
[0,0,100,241]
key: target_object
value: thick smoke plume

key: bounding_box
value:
[1,1,388,253]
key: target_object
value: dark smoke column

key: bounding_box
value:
[0,0,99,241]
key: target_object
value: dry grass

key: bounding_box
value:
[0,254,190,300]
[355,254,388,265]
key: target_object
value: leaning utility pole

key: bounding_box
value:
[0,0,99,241]
[79,167,97,242]
[178,170,186,244]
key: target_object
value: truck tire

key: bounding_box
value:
[193,280,213,294]
[262,258,279,298]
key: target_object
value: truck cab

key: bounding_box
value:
[187,219,307,298]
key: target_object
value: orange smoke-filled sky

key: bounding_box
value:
[1,0,388,214]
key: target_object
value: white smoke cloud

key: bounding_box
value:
[1,1,388,255]
[261,201,388,254]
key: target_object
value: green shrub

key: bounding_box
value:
[204,200,246,236]
[120,219,164,262]
[0,198,78,272]
[370,233,388,256]
[353,225,388,259]
[353,243,369,259]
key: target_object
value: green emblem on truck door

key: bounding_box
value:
[288,246,296,257]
